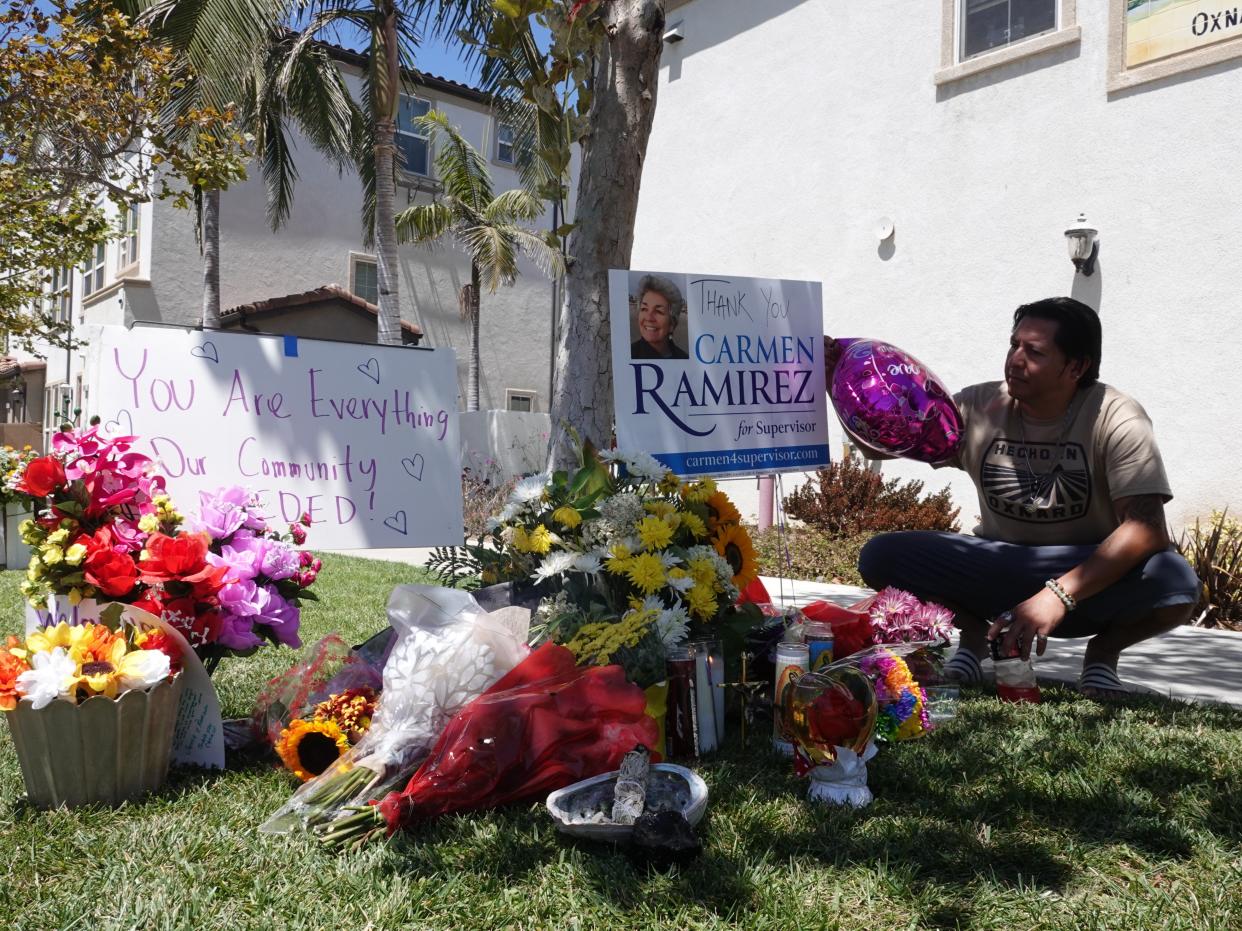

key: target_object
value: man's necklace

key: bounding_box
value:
[1013,396,1078,506]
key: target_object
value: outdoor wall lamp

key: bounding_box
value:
[1064,213,1099,276]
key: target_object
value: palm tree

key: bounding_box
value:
[395,110,563,410]
[115,0,360,327]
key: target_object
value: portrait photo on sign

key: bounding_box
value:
[628,272,689,360]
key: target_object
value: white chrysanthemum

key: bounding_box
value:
[534,550,578,583]
[16,647,76,710]
[666,573,695,594]
[510,472,550,504]
[572,553,603,575]
[499,502,520,522]
[657,551,683,570]
[622,451,669,481]
[655,604,690,648]
[483,516,502,532]
[598,448,625,463]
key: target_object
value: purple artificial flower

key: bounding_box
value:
[207,543,259,583]
[215,614,265,651]
[191,488,248,540]
[217,578,268,617]
[257,589,301,648]
[257,539,300,581]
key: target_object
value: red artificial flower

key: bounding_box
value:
[139,532,216,584]
[161,598,223,649]
[82,530,140,598]
[18,455,66,498]
[136,628,183,673]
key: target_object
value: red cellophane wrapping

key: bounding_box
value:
[802,595,878,660]
[375,642,660,834]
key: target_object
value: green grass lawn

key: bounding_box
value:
[1,553,1240,930]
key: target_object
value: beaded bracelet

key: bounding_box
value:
[1045,578,1077,611]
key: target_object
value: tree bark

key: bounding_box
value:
[546,0,666,470]
[467,262,481,411]
[202,188,221,328]
[374,5,402,346]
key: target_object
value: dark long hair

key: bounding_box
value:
[1013,297,1101,387]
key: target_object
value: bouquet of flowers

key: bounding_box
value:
[13,427,180,608]
[1,443,40,512]
[0,616,181,711]
[826,643,947,742]
[867,587,955,645]
[430,442,761,686]
[276,687,378,782]
[134,486,316,666]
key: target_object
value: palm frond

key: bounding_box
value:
[503,226,566,281]
[394,201,456,244]
[416,110,493,212]
[458,224,519,293]
[485,187,543,225]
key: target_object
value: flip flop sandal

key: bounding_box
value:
[1078,662,1128,698]
[944,649,985,685]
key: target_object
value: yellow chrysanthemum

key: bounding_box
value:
[565,610,652,665]
[706,491,742,529]
[687,557,718,588]
[712,523,759,590]
[658,473,682,494]
[551,506,582,529]
[644,500,676,520]
[636,515,674,551]
[685,582,719,620]
[677,511,708,540]
[604,543,633,575]
[512,524,555,555]
[625,552,666,594]
[276,718,351,782]
[680,478,717,504]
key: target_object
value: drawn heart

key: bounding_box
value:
[102,408,134,438]
[357,357,380,384]
[383,510,408,535]
[190,341,219,364]
[401,454,425,481]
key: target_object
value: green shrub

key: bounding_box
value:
[751,526,869,586]
[783,458,960,538]
[1176,510,1242,631]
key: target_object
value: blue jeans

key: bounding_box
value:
[858,531,1200,638]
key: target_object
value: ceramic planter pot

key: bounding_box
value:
[5,673,184,808]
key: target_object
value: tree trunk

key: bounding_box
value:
[374,6,402,346]
[202,188,221,328]
[546,0,666,470]
[468,262,481,411]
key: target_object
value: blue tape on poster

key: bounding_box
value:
[283,335,298,357]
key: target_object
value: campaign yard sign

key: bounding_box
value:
[610,270,831,477]
[88,325,463,548]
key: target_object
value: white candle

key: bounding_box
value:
[694,646,717,754]
[709,651,725,744]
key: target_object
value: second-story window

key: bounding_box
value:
[496,122,515,165]
[961,0,1056,60]
[82,242,106,298]
[396,95,432,176]
[45,266,72,323]
[117,204,140,271]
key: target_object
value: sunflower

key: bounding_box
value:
[706,491,742,530]
[712,523,759,590]
[276,718,351,782]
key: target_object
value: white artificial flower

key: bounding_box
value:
[534,551,578,583]
[118,649,171,691]
[511,472,550,504]
[16,647,77,710]
[655,605,690,648]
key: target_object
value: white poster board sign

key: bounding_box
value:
[609,270,831,477]
[88,326,463,548]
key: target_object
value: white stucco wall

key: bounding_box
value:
[634,0,1242,531]
[144,68,560,413]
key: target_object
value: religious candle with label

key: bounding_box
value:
[665,646,699,758]
[773,640,809,757]
[804,620,835,671]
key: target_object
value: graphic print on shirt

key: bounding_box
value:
[979,436,1091,524]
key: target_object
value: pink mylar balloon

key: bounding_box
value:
[829,339,963,463]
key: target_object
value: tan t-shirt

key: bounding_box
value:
[938,381,1172,545]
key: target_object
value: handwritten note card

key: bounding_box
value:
[89,326,464,548]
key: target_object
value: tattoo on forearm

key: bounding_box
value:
[1120,495,1168,537]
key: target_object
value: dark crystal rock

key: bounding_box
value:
[628,810,702,868]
